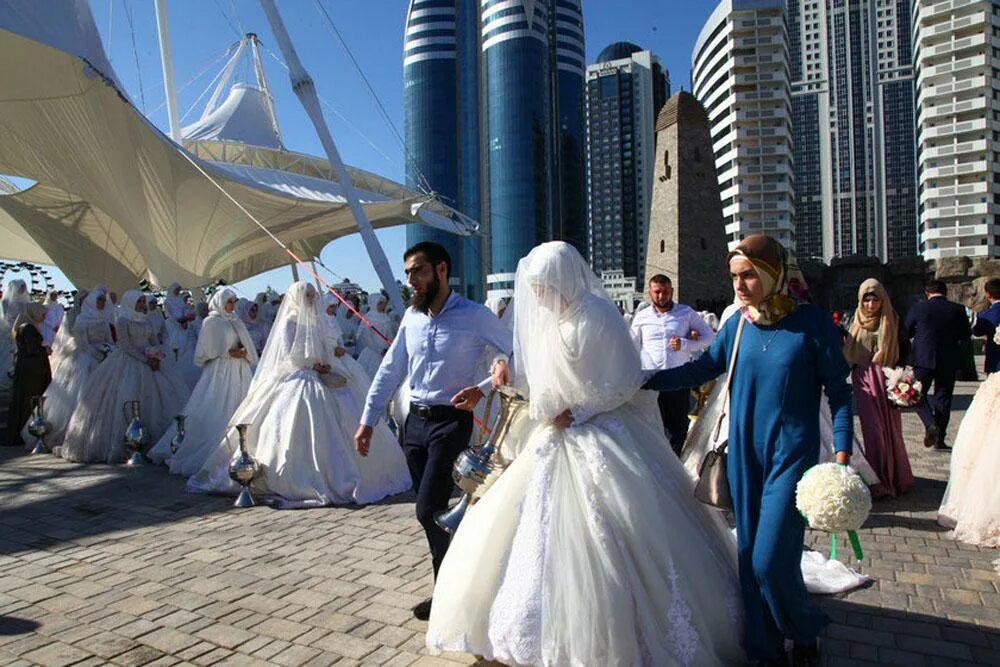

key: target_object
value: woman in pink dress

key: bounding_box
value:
[843,278,914,498]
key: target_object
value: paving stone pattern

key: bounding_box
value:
[0,374,997,666]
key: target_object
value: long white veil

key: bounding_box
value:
[249,281,333,393]
[512,241,646,424]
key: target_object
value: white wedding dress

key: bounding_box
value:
[61,291,190,464]
[187,282,409,507]
[0,280,29,392]
[148,289,258,476]
[428,243,746,667]
[938,370,1000,547]
[29,287,114,451]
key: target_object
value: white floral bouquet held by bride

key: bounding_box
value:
[883,365,923,407]
[796,462,872,561]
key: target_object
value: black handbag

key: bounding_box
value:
[693,315,745,509]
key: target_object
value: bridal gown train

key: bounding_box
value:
[187,282,409,507]
[937,371,1000,547]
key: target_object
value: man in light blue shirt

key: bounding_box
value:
[355,242,512,620]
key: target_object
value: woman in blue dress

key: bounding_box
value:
[645,235,854,667]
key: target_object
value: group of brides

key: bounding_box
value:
[2,232,997,666]
[3,279,410,507]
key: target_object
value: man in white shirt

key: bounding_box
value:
[630,274,715,454]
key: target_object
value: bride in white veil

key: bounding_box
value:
[427,242,746,666]
[186,281,409,507]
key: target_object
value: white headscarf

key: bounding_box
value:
[252,281,335,388]
[74,285,111,328]
[319,291,345,342]
[118,290,148,323]
[0,279,29,325]
[163,282,186,320]
[197,288,258,367]
[512,241,645,423]
[208,288,238,321]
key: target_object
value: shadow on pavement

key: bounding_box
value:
[0,616,40,636]
[818,597,1000,666]
[0,449,232,556]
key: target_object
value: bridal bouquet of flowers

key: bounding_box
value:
[144,347,165,370]
[796,462,871,560]
[883,365,923,407]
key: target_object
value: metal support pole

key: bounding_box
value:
[153,0,182,142]
[258,0,406,315]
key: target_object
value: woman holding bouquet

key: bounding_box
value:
[62,290,189,463]
[843,279,913,498]
[644,235,853,667]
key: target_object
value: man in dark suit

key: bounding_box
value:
[973,278,1000,375]
[905,279,973,450]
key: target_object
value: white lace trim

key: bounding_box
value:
[665,559,699,666]
[487,433,557,666]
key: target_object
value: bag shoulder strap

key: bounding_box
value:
[711,313,746,445]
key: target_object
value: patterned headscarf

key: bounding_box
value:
[844,278,899,368]
[727,234,799,326]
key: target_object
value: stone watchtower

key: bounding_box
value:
[644,92,730,311]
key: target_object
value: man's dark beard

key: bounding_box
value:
[412,273,442,313]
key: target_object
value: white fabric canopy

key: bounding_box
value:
[0,1,476,292]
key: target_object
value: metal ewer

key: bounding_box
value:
[27,396,51,454]
[228,424,259,508]
[122,400,148,466]
[169,415,186,455]
[435,386,528,534]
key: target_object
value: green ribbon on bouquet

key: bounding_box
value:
[829,530,864,561]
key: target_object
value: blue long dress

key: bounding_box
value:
[645,304,853,661]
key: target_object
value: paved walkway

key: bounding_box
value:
[0,375,997,666]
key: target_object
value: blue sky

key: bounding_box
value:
[17,0,712,298]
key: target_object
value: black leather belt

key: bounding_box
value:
[409,402,463,421]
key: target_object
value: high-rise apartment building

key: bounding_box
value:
[787,0,918,261]
[692,0,796,251]
[404,0,586,300]
[585,43,669,278]
[914,0,1000,260]
[403,0,483,300]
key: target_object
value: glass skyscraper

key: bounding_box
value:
[585,43,669,278]
[403,0,483,301]
[404,0,586,300]
[481,0,586,297]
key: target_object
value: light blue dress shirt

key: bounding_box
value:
[360,291,513,426]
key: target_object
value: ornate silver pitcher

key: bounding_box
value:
[122,400,148,465]
[228,424,259,507]
[169,415,186,455]
[27,396,51,455]
[435,386,528,534]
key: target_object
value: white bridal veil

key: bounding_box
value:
[512,241,646,424]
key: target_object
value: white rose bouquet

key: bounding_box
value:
[796,462,871,560]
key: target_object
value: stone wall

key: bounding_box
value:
[799,255,1000,318]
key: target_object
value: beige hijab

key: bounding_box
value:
[844,278,899,367]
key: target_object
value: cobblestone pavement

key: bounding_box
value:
[0,375,997,666]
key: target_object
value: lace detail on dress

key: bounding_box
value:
[488,435,557,667]
[665,559,699,666]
